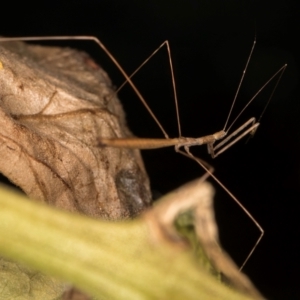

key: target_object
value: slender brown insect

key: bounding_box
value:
[0,36,286,270]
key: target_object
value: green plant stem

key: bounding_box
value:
[0,185,255,300]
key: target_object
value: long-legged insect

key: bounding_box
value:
[99,39,286,270]
[0,36,286,270]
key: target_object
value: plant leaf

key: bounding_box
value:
[0,40,151,219]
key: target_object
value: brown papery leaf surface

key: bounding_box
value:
[0,40,152,220]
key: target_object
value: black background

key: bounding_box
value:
[0,1,299,299]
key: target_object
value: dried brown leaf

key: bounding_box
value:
[0,41,151,219]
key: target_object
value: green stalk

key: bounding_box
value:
[0,185,255,300]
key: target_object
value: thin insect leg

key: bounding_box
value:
[176,146,264,270]
[244,63,286,144]
[115,40,182,137]
[210,64,286,158]
[223,37,257,131]
[0,35,170,139]
[175,145,214,177]
[253,63,287,129]
[0,37,182,138]
[115,41,168,93]
[225,64,287,134]
[211,118,260,158]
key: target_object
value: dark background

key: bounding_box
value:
[0,1,299,299]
